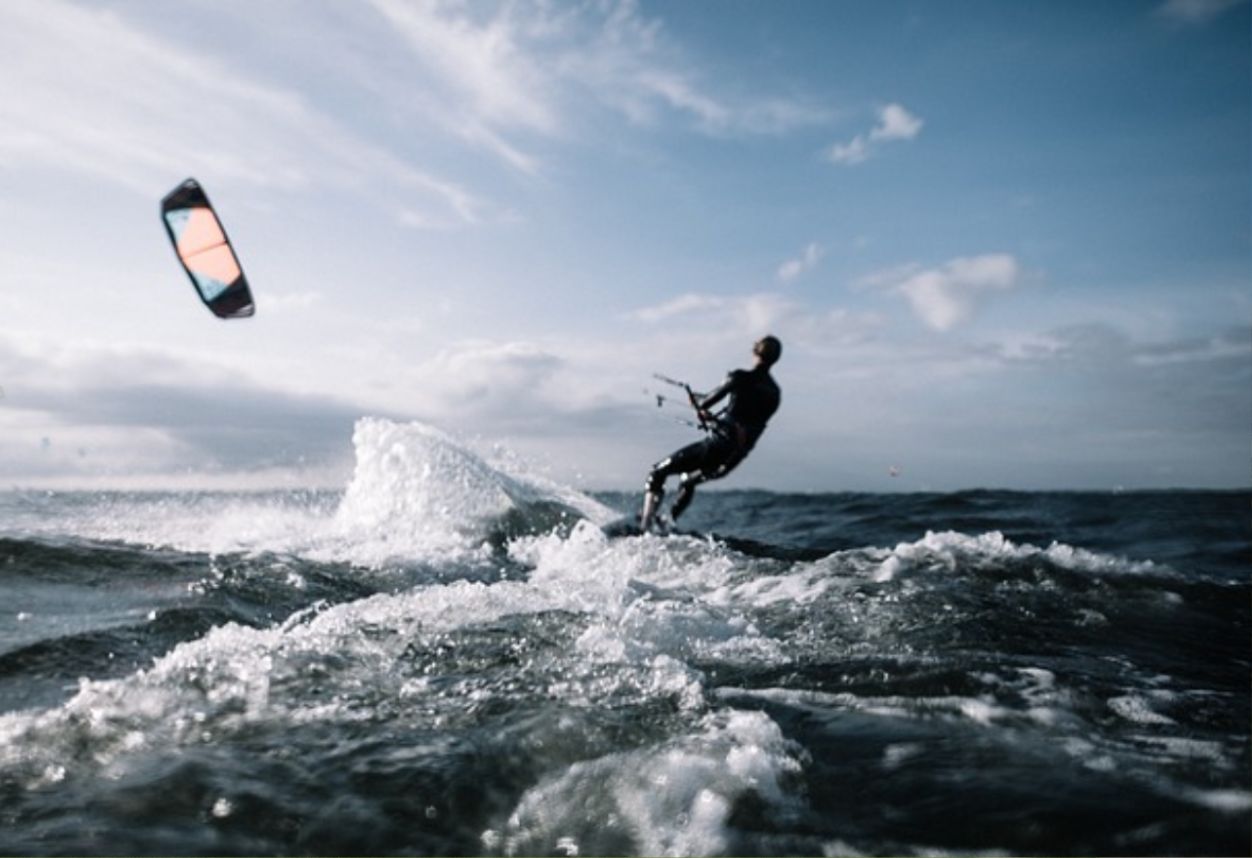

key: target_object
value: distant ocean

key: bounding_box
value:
[1,418,1248,856]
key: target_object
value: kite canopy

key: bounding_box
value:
[160,178,255,319]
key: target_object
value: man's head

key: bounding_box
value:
[753,335,782,368]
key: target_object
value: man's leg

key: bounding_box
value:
[640,484,663,531]
[670,439,746,524]
[641,439,709,531]
[670,470,707,522]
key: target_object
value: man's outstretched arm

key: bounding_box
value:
[694,373,738,418]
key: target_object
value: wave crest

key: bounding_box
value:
[331,418,612,566]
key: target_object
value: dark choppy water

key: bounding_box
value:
[0,418,1248,856]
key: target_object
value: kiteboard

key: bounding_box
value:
[602,516,648,538]
[601,515,824,560]
[602,515,758,550]
[601,516,700,539]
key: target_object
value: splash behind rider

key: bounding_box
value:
[640,336,781,531]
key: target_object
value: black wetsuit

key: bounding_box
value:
[645,365,780,523]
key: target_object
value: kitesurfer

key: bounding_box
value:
[640,336,782,532]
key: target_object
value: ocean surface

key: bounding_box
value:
[0,418,1248,857]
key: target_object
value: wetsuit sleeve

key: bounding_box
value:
[697,371,741,411]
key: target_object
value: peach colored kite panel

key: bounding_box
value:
[176,207,228,259]
[184,244,241,285]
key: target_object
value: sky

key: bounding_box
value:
[0,0,1249,492]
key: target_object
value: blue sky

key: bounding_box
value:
[0,0,1248,491]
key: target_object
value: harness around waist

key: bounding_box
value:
[714,418,764,450]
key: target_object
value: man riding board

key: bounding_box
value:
[640,336,782,532]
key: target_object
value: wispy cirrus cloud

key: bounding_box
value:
[627,292,796,336]
[777,242,825,283]
[0,0,836,225]
[626,293,727,323]
[827,103,924,166]
[0,0,491,227]
[1155,0,1248,24]
[625,291,888,367]
[369,0,834,173]
[369,0,558,136]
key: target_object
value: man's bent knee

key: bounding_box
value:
[646,457,673,494]
[671,471,706,522]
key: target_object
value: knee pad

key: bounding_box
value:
[678,470,704,491]
[671,473,702,522]
[645,457,673,494]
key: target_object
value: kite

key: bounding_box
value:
[160,178,255,319]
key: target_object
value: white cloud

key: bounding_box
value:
[628,292,800,342]
[626,290,899,359]
[1156,0,1247,23]
[852,262,924,292]
[871,254,1021,331]
[826,103,924,166]
[870,103,925,141]
[263,291,322,312]
[406,340,565,415]
[624,291,893,374]
[617,290,832,392]
[628,293,727,323]
[827,135,871,166]
[777,242,825,282]
[0,332,363,483]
